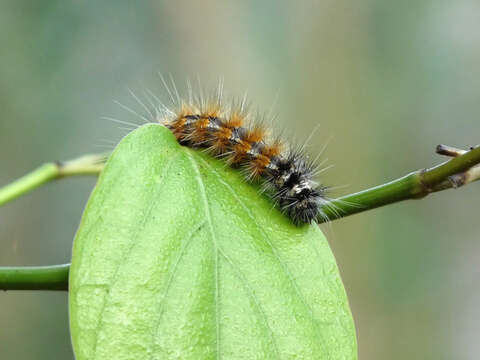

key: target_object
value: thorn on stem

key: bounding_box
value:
[436,144,467,157]
[435,144,480,188]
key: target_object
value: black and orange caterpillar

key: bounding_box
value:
[161,95,330,225]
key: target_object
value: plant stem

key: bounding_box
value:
[0,154,105,292]
[1,146,479,291]
[0,264,69,291]
[0,154,105,206]
[320,145,480,222]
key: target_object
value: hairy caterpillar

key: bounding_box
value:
[152,80,332,225]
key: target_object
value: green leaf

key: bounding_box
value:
[69,124,357,359]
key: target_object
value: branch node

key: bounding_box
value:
[417,168,435,195]
[447,174,465,188]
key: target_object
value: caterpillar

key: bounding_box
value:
[155,83,331,226]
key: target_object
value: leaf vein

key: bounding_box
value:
[150,220,207,358]
[197,157,329,353]
[218,249,281,359]
[91,152,181,359]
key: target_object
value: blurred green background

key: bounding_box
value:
[1,1,479,359]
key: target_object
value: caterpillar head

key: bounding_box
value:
[279,183,326,225]
[269,156,328,225]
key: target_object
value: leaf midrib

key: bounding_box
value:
[184,150,221,360]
